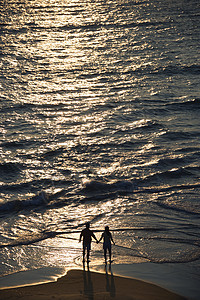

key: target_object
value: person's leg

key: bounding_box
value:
[108,248,112,263]
[83,247,86,262]
[104,248,107,263]
[87,244,91,262]
[87,249,90,262]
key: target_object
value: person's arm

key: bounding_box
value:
[110,233,115,245]
[92,232,98,243]
[98,233,104,243]
[79,231,83,242]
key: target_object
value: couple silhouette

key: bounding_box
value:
[79,222,115,264]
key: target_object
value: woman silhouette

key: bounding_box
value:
[98,226,115,264]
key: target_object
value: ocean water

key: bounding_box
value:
[0,0,200,297]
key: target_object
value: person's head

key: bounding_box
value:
[86,222,90,229]
[105,226,109,233]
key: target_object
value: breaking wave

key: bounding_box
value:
[82,179,135,194]
[0,190,67,213]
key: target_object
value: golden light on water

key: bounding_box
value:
[1,0,199,292]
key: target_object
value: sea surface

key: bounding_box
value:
[0,0,200,297]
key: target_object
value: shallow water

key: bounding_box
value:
[0,0,200,295]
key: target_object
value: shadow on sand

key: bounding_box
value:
[82,261,116,299]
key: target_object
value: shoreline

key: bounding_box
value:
[93,262,200,300]
[0,261,199,300]
[0,268,187,300]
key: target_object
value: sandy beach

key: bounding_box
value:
[0,268,187,300]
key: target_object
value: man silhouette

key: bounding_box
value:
[79,222,98,263]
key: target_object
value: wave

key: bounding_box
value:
[0,189,67,213]
[0,191,49,213]
[158,130,198,141]
[114,119,163,134]
[1,175,199,213]
[72,140,142,153]
[156,157,185,167]
[1,140,35,149]
[81,179,135,194]
[0,177,72,193]
[0,162,22,174]
[146,167,195,180]
[119,64,200,77]
[72,64,200,84]
[2,27,30,34]
[151,183,200,193]
[147,64,200,76]
[0,230,56,249]
[175,146,200,154]
[133,235,200,263]
[81,178,200,204]
[157,64,200,76]
[0,102,35,114]
[0,226,168,250]
[148,250,200,264]
[0,162,22,181]
[40,147,65,159]
[166,98,200,110]
[155,201,200,216]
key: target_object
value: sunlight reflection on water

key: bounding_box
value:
[0,1,199,296]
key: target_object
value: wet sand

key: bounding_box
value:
[0,268,187,300]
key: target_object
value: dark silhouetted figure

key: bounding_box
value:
[79,222,98,263]
[98,226,115,264]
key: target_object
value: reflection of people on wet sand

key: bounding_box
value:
[83,264,94,300]
[105,264,116,298]
[79,222,98,263]
[98,226,115,264]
